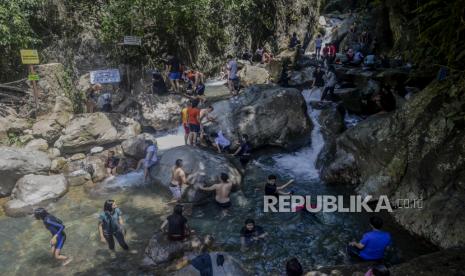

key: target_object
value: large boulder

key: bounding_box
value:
[54,112,141,154]
[172,252,248,276]
[121,133,158,160]
[136,94,186,131]
[320,80,465,248]
[142,232,194,268]
[3,174,68,217]
[150,146,242,204]
[205,85,312,150]
[238,65,270,87]
[0,147,51,197]
[25,138,49,152]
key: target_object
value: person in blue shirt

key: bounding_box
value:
[136,139,158,182]
[98,200,130,252]
[34,208,71,264]
[347,216,392,261]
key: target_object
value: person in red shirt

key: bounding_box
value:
[322,44,330,63]
[187,100,201,146]
[329,43,337,64]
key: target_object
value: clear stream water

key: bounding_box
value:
[0,84,435,275]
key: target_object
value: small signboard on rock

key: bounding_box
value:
[123,36,142,46]
[20,49,40,64]
[90,69,121,84]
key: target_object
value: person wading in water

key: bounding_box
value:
[169,159,189,204]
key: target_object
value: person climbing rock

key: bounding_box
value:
[321,66,337,101]
[199,106,215,144]
[136,139,158,182]
[188,100,201,146]
[264,174,294,197]
[199,173,235,216]
[105,150,119,177]
[240,218,268,251]
[232,134,252,167]
[286,257,304,276]
[226,55,239,96]
[210,130,231,153]
[34,208,72,265]
[312,65,325,88]
[160,204,191,241]
[98,200,134,253]
[169,159,189,203]
[347,216,392,262]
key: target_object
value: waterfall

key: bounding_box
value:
[270,88,325,180]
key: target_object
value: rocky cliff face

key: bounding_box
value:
[321,78,465,248]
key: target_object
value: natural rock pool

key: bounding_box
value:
[0,88,435,275]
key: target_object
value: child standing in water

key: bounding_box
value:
[34,208,72,265]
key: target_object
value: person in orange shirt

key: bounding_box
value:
[181,102,191,145]
[187,100,201,146]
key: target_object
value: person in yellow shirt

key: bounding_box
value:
[181,102,191,145]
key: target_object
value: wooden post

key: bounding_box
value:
[29,64,39,115]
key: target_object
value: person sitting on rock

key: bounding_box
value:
[262,49,273,64]
[264,174,294,197]
[160,204,191,241]
[312,65,325,89]
[199,173,235,216]
[255,46,264,62]
[232,134,252,167]
[289,32,301,49]
[321,66,337,101]
[34,208,72,265]
[347,216,392,262]
[351,50,364,66]
[346,48,355,62]
[240,218,268,251]
[169,159,189,203]
[286,257,304,276]
[210,130,231,153]
[105,150,120,177]
[363,53,377,70]
[136,139,158,182]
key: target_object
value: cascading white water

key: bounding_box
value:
[270,88,325,180]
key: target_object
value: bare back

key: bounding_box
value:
[171,166,185,186]
[214,181,233,203]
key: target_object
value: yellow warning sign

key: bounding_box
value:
[20,49,40,64]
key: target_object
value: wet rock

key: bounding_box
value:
[54,112,141,154]
[25,138,49,151]
[172,252,248,276]
[142,232,193,268]
[66,169,92,186]
[4,174,68,217]
[150,146,242,204]
[238,64,270,87]
[205,85,312,150]
[121,133,158,159]
[334,88,362,113]
[0,147,51,197]
[320,81,465,248]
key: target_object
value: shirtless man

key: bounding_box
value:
[169,159,189,203]
[199,106,215,144]
[199,173,234,216]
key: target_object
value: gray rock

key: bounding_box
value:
[90,146,104,154]
[66,169,92,186]
[54,112,141,154]
[25,138,49,152]
[0,147,51,197]
[150,146,242,204]
[4,174,68,217]
[205,85,312,151]
[142,232,193,268]
[238,64,270,86]
[121,133,158,159]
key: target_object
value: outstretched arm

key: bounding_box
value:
[277,179,294,190]
[199,184,217,191]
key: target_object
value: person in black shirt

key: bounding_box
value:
[232,134,252,167]
[312,65,325,88]
[264,175,294,197]
[160,204,190,241]
[105,151,119,177]
[166,55,182,93]
[289,32,301,49]
[240,218,268,251]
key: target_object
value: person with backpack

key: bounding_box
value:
[98,200,130,252]
[34,208,71,265]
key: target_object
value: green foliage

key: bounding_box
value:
[412,0,465,71]
[7,132,24,147]
[57,68,85,114]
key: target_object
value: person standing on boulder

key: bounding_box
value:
[188,100,201,146]
[169,159,189,203]
[199,173,235,216]
[181,102,191,145]
[321,66,337,101]
[166,55,182,93]
[34,208,72,265]
[315,34,323,61]
[226,55,239,96]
